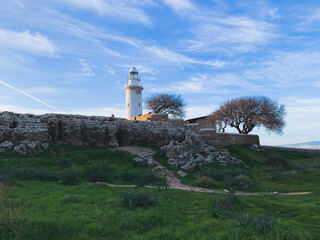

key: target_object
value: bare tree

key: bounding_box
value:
[209,96,286,134]
[145,93,187,118]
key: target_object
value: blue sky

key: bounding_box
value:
[0,0,319,145]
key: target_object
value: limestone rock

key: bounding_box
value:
[161,131,242,170]
[0,141,14,152]
[13,141,49,155]
[133,154,154,166]
[177,170,187,177]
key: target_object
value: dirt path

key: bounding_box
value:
[110,146,312,196]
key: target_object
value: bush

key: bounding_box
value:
[225,174,253,190]
[11,168,59,182]
[271,170,297,180]
[59,159,71,169]
[119,171,140,182]
[195,176,214,188]
[252,215,276,233]
[118,191,158,210]
[61,195,82,204]
[265,153,289,169]
[212,191,241,218]
[86,163,108,182]
[137,169,158,187]
[61,169,81,185]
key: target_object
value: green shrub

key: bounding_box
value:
[212,191,241,218]
[265,153,289,169]
[86,163,109,182]
[119,171,140,182]
[195,176,214,188]
[58,159,71,169]
[61,195,82,204]
[118,191,158,210]
[11,168,59,182]
[137,168,158,187]
[271,170,297,180]
[225,174,253,190]
[252,215,276,233]
[61,169,81,185]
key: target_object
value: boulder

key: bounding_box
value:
[0,141,14,152]
[133,154,154,166]
[161,131,242,170]
[13,141,49,155]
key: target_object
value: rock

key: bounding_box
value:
[161,131,243,170]
[177,170,187,177]
[0,141,14,152]
[133,154,154,166]
[13,141,49,155]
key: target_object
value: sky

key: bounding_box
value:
[0,0,319,146]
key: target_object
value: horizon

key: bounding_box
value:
[0,0,320,146]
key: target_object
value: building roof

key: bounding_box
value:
[129,66,138,74]
[184,115,209,122]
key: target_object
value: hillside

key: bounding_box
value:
[282,141,320,150]
[1,145,320,240]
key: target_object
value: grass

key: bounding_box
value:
[0,144,163,186]
[168,145,320,193]
[0,144,320,239]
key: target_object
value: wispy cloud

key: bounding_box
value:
[60,0,152,25]
[145,46,227,67]
[0,29,56,55]
[79,59,96,77]
[244,51,320,87]
[182,16,276,54]
[162,0,195,13]
[160,72,261,93]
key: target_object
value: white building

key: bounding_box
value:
[124,66,143,119]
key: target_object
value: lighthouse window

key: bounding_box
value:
[139,103,141,107]
[127,103,129,107]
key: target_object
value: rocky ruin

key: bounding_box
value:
[0,111,243,169]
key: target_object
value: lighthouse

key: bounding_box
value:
[124,66,143,119]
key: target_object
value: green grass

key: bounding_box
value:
[170,145,320,193]
[0,145,163,186]
[1,144,320,239]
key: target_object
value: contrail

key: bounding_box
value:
[0,79,62,113]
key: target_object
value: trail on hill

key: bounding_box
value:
[97,146,312,196]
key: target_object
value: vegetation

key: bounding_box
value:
[145,92,187,118]
[0,144,319,239]
[210,96,286,134]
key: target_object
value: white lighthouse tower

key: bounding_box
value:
[124,66,143,119]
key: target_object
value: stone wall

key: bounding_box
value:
[0,111,260,149]
[200,129,260,147]
[0,111,186,147]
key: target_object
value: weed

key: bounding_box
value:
[137,168,158,187]
[212,191,241,218]
[58,159,71,169]
[118,191,158,210]
[265,152,289,169]
[61,195,82,204]
[119,171,140,182]
[61,169,81,185]
[195,176,214,188]
[86,163,108,182]
[271,170,297,180]
[225,174,254,190]
[252,215,277,233]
